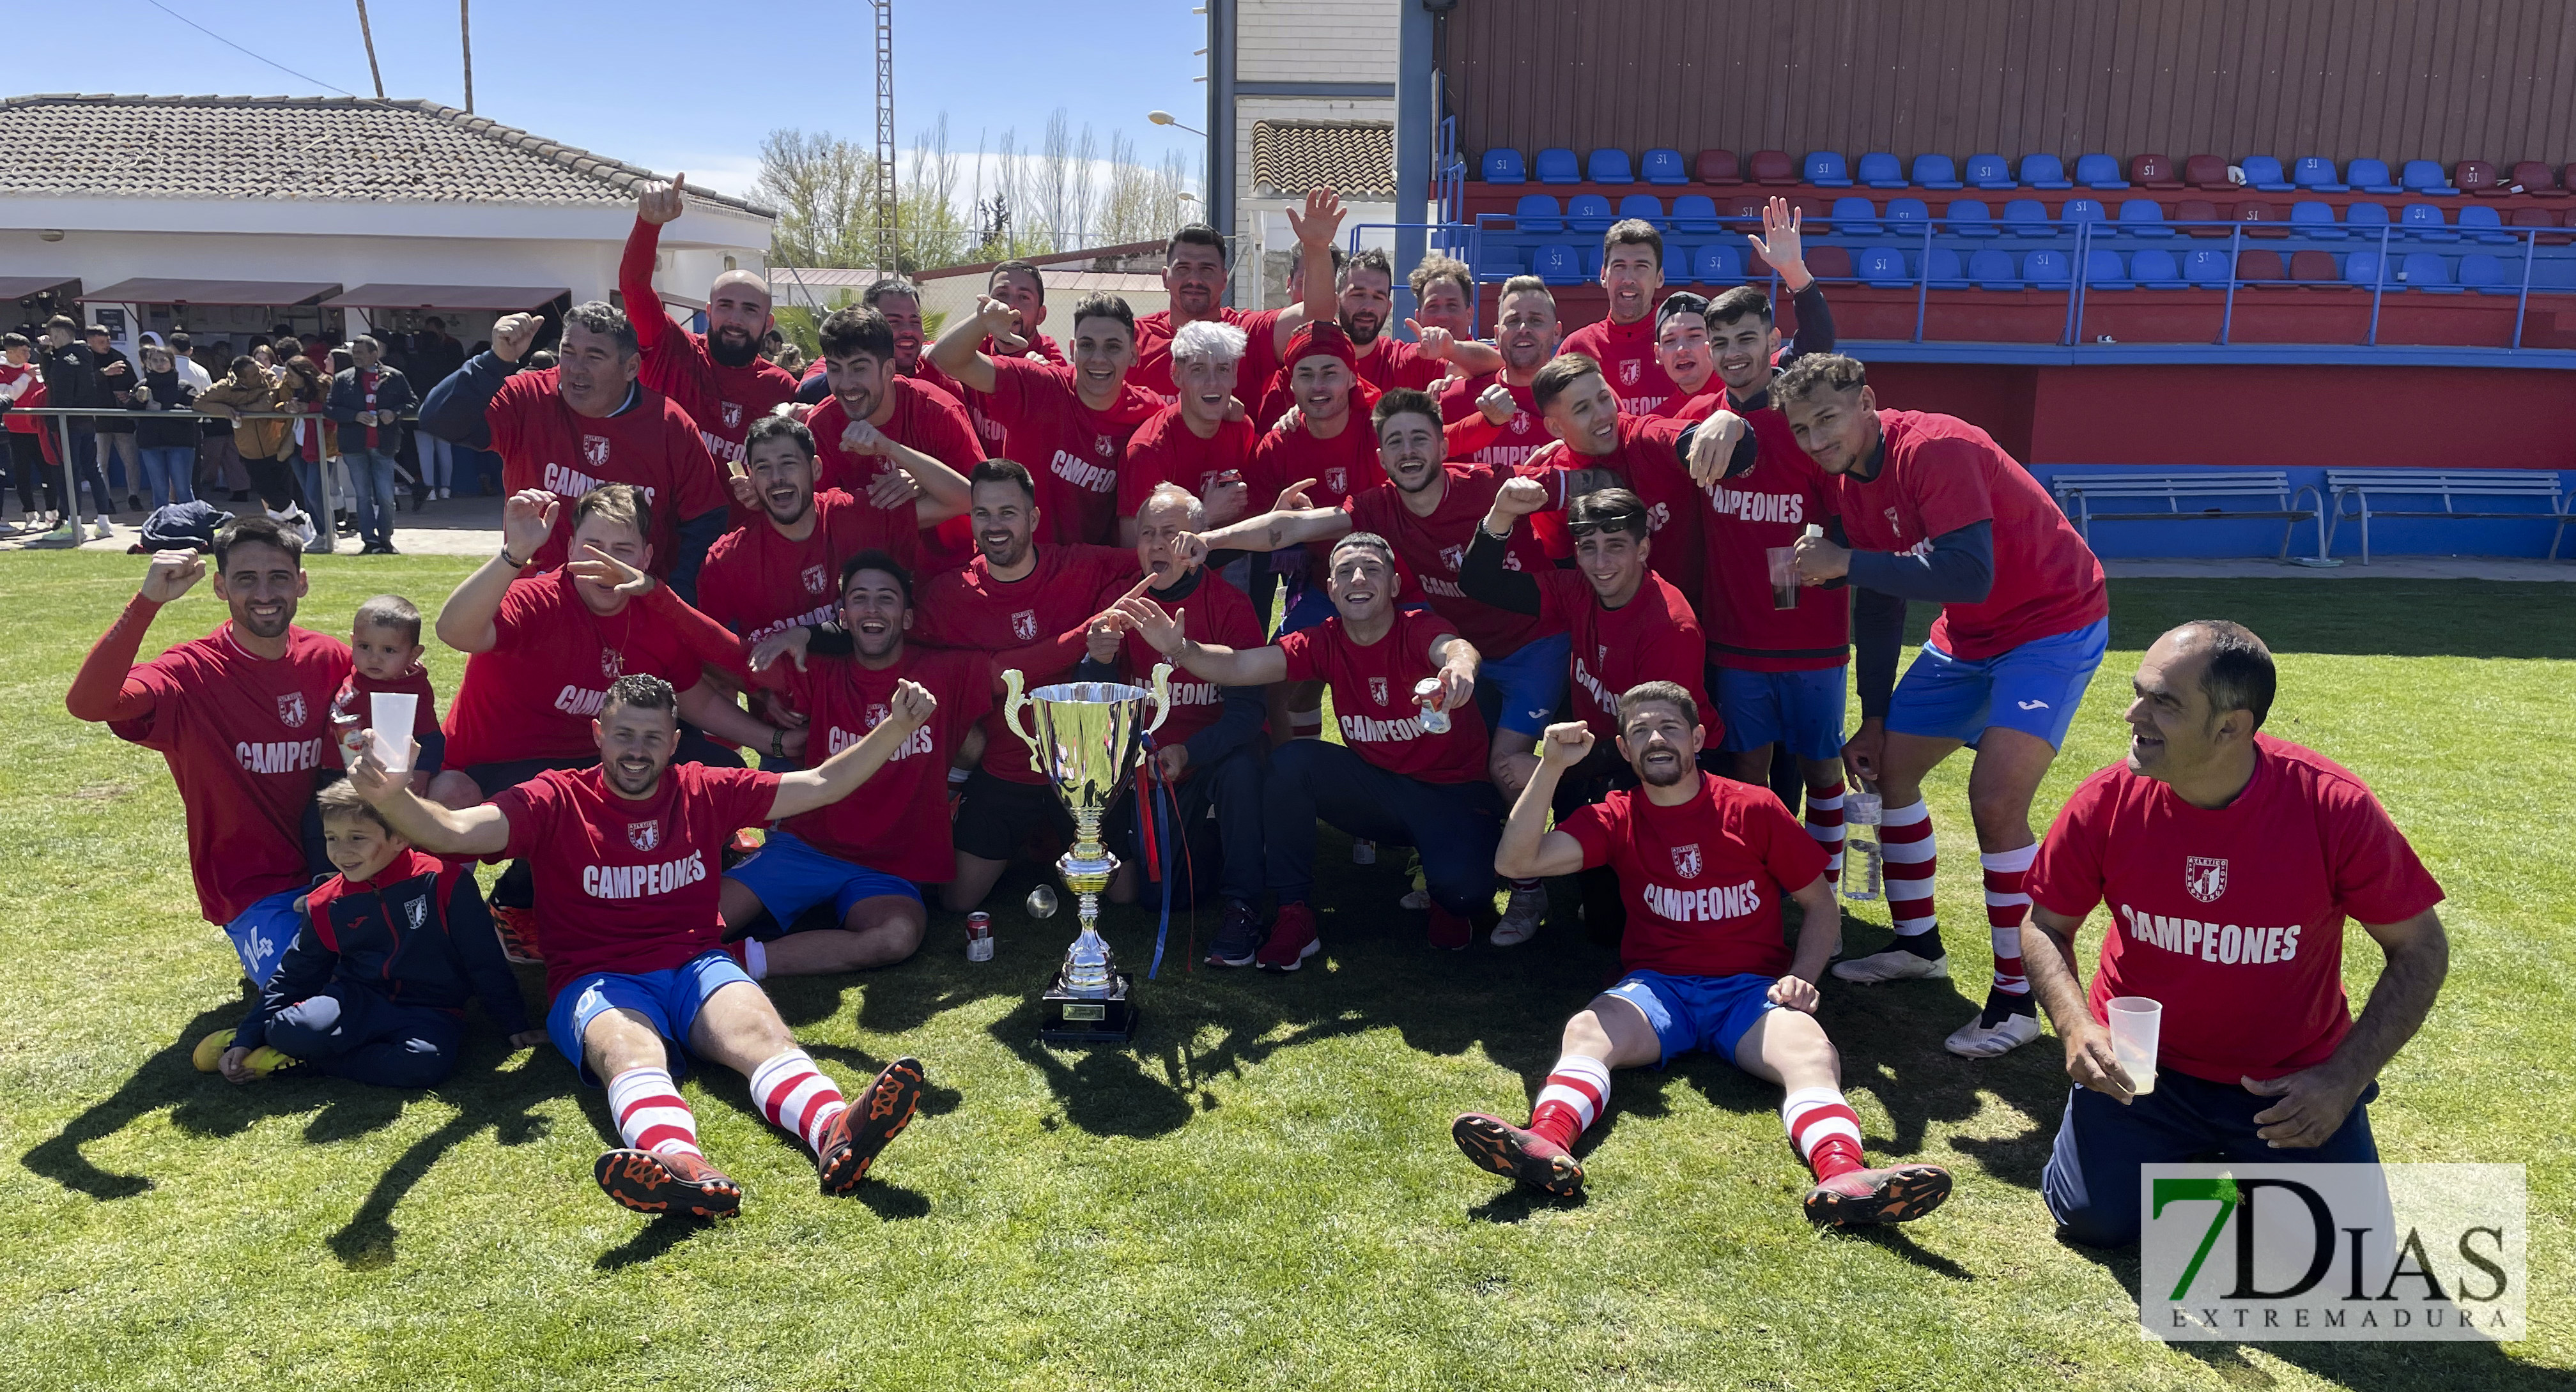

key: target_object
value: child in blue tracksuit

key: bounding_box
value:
[196,781,539,1087]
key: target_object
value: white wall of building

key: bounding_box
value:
[1237,0,1398,82]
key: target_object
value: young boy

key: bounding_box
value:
[196,781,541,1086]
[329,594,445,792]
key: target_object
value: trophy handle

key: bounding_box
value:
[1001,668,1044,775]
[1144,662,1175,735]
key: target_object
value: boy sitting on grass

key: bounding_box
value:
[196,781,543,1086]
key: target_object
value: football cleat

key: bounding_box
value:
[594,1148,743,1219]
[1451,1113,1584,1196]
[1803,1163,1953,1225]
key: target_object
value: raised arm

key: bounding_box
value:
[416,312,539,452]
[622,175,688,355]
[436,491,556,654]
[1408,319,1503,376]
[927,296,1017,395]
[766,678,937,820]
[1189,500,1350,556]
[1111,594,1290,687]
[66,553,199,723]
[1460,478,1549,616]
[842,418,973,524]
[1495,723,1594,878]
[347,742,512,859]
[1272,188,1346,342]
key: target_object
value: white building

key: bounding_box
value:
[0,94,773,358]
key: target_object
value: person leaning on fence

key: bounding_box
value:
[327,336,416,556]
[197,355,323,544]
[130,343,203,513]
[38,316,118,534]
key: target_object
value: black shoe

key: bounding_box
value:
[228,489,251,502]
[126,494,143,511]
[1206,899,1263,967]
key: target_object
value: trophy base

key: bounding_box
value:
[1039,972,1138,1044]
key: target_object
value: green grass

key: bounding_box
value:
[0,551,2568,1391]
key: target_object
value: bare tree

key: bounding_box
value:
[757,129,875,268]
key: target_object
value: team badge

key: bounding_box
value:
[1598,644,1609,664]
[628,821,661,852]
[1438,544,1465,573]
[1011,608,1039,641]
[1369,677,1389,705]
[1095,434,1114,457]
[802,563,828,594]
[2184,855,2228,903]
[1619,359,1642,386]
[1325,466,1347,493]
[1672,844,1702,878]
[601,647,624,678]
[1509,412,1529,434]
[1884,506,1903,535]
[275,692,307,728]
[721,402,744,430]
[405,897,428,930]
[582,435,612,468]
[864,703,891,730]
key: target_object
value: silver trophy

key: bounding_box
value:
[1001,664,1171,1042]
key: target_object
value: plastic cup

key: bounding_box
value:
[1765,546,1800,609]
[369,691,417,773]
[2106,995,2162,1094]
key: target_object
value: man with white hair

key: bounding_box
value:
[624,174,803,480]
[1118,321,1255,547]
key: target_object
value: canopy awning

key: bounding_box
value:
[0,276,81,302]
[321,284,569,312]
[79,278,341,307]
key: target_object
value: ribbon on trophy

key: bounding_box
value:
[1133,742,1182,981]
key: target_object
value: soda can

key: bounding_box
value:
[1412,677,1451,734]
[965,911,994,962]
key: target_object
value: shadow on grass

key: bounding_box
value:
[327,1043,568,1269]
[596,1215,708,1271]
[1467,1186,1587,1225]
[1825,1223,1977,1280]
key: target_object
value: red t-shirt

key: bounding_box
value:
[697,490,916,650]
[1559,775,1831,979]
[2027,736,2446,1084]
[1536,569,1715,744]
[977,356,1162,546]
[327,664,444,773]
[1344,464,1566,659]
[442,572,718,769]
[1646,389,1726,422]
[1246,415,1385,570]
[1118,406,1255,517]
[1699,407,1849,673]
[491,762,781,997]
[1561,314,1682,417]
[1111,571,1266,753]
[0,363,40,434]
[109,623,351,923]
[1132,307,1284,406]
[910,335,1058,453]
[619,216,801,473]
[1830,409,2107,660]
[762,647,995,883]
[1276,609,1490,784]
[1523,414,1704,606]
[486,369,730,576]
[806,378,982,573]
[1352,336,1450,394]
[1438,376,1546,467]
[913,543,1140,784]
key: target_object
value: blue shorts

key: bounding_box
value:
[546,950,757,1087]
[1601,968,1779,1068]
[725,829,921,931]
[1276,570,1336,636]
[1713,663,1847,761]
[1476,630,1573,736]
[224,887,306,987]
[1888,617,2108,750]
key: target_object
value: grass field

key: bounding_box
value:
[0,550,2568,1391]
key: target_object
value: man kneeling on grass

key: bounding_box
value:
[1461,682,1953,1225]
[347,672,934,1220]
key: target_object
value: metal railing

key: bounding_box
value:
[6,404,427,539]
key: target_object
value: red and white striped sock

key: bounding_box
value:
[1289,705,1323,740]
[1526,1053,1612,1151]
[605,1066,702,1159]
[1980,843,2039,997]
[1781,1085,1865,1181]
[1803,783,1846,884]
[748,1047,849,1158]
[1879,799,1941,950]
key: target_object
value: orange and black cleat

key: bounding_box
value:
[1451,1112,1584,1197]
[817,1056,926,1193]
[594,1147,744,1220]
[491,903,544,965]
[1802,1163,1953,1226]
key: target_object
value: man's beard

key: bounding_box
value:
[1340,311,1383,346]
[708,330,760,369]
[1638,753,1689,788]
[605,757,661,797]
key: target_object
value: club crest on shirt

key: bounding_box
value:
[1672,843,1702,878]
[1884,506,1903,536]
[1509,413,1530,435]
[864,703,891,730]
[275,692,307,728]
[721,402,744,431]
[1325,466,1347,493]
[1369,677,1389,705]
[601,647,624,678]
[582,435,612,468]
[1619,359,1642,386]
[2184,855,2228,903]
[1438,544,1465,573]
[405,896,428,930]
[1011,608,1038,641]
[1094,434,1114,457]
[802,563,828,595]
[628,821,661,852]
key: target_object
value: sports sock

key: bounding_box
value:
[1527,1053,1612,1151]
[1879,799,1941,956]
[1781,1085,1865,1181]
[1980,843,2039,997]
[1507,876,1543,896]
[605,1066,702,1159]
[1289,705,1323,739]
[1803,784,1846,884]
[748,1048,849,1158]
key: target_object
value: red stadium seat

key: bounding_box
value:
[2510,161,2568,197]
[1695,149,1743,185]
[2133,153,2184,189]
[2174,198,2229,236]
[1802,245,1853,282]
[1748,149,1797,185]
[2509,206,2572,245]
[2456,160,2502,196]
[2288,249,2346,287]
[2183,155,2232,190]
[2233,201,2287,238]
[2235,249,2289,282]
[1790,195,1830,227]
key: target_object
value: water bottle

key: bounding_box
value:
[1843,787,1883,902]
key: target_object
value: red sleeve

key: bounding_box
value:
[65,593,167,723]
[1444,413,1503,461]
[639,583,752,687]
[1274,625,1321,683]
[668,410,731,519]
[1905,436,2001,540]
[1120,418,1173,516]
[1554,800,1619,871]
[1755,792,1832,891]
[490,777,555,862]
[619,217,672,354]
[715,765,786,829]
[829,489,921,573]
[980,356,1052,430]
[692,538,749,634]
[2026,777,2113,919]
[2321,780,2446,925]
[1532,570,1580,629]
[907,383,983,471]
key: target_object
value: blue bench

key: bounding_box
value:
[2051,471,2325,560]
[2324,470,2572,562]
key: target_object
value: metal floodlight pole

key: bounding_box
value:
[354,0,386,100]
[875,0,899,274]
[461,0,475,112]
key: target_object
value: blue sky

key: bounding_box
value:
[13,0,1212,197]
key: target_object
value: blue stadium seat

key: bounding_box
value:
[2239,155,2295,191]
[1531,244,1582,282]
[2001,198,2053,236]
[1476,247,1520,279]
[1583,243,1605,276]
[1642,148,1689,185]
[2457,204,2513,244]
[2020,153,2073,189]
[2292,157,2348,192]
[2456,253,2516,295]
[1663,240,1697,283]
[1964,153,2015,189]
[1672,195,1721,232]
[1805,151,1853,187]
[1534,148,1581,184]
[2061,198,2108,228]
[1830,195,1881,235]
[1924,246,1969,288]
[2343,249,2389,287]
[2083,248,2132,288]
[1968,247,2021,289]
[2401,159,2458,195]
[1912,153,1964,190]
[1885,197,1931,231]
[2181,247,2233,285]
[2402,203,2456,242]
[2347,158,2401,194]
[1483,148,1526,184]
[2023,249,2074,288]
[1513,194,1562,233]
[1588,149,1635,184]
[2129,247,2186,288]
[1566,194,1614,231]
[1943,199,1997,236]
[1856,152,1908,188]
[1617,194,1665,222]
[1856,245,1911,287]
[2400,251,2461,293]
[2117,199,2172,237]
[1693,243,1745,284]
[2290,201,2345,239]
[2346,201,2392,236]
[2075,153,2129,188]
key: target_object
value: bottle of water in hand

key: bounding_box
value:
[1843,786,1883,902]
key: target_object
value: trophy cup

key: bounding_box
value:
[1002,664,1172,1043]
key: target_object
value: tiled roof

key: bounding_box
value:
[0,94,773,217]
[1251,120,1394,198]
